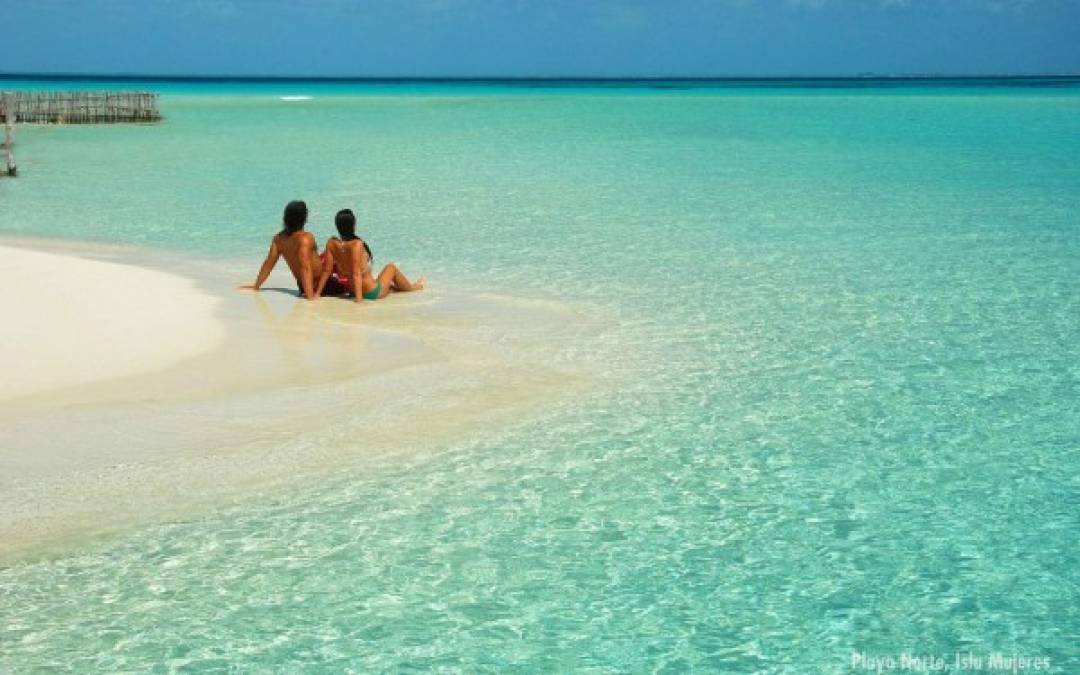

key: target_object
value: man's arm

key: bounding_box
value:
[315,238,336,297]
[298,234,317,301]
[240,238,281,291]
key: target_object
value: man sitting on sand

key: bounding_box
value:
[240,200,346,299]
[317,208,425,302]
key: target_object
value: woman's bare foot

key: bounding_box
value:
[415,276,426,290]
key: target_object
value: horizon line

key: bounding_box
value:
[2,72,1080,83]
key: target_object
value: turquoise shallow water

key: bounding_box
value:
[1,81,1079,671]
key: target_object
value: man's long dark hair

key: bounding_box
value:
[281,200,308,235]
[335,208,373,261]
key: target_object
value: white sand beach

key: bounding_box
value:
[0,241,594,560]
[0,245,226,401]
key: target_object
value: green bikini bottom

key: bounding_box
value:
[362,282,382,301]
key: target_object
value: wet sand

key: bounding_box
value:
[0,239,595,560]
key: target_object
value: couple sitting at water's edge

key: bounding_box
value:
[240,200,425,302]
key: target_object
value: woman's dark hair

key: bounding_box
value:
[335,208,373,261]
[334,209,357,239]
[281,200,308,235]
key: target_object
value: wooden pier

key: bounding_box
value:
[0,90,161,177]
[0,90,161,124]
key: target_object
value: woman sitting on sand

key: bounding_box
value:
[242,200,346,299]
[316,208,425,302]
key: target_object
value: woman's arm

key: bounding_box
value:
[350,241,368,303]
[240,238,281,291]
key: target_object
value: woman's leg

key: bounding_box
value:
[376,262,425,296]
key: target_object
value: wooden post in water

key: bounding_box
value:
[2,91,15,177]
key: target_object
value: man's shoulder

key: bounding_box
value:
[293,231,316,246]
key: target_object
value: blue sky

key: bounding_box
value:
[5,0,1079,77]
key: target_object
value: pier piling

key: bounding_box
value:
[2,92,14,177]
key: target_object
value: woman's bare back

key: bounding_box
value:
[323,237,424,302]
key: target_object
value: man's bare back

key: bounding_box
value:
[274,231,325,297]
[241,200,327,300]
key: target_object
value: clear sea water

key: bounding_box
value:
[1,79,1078,672]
